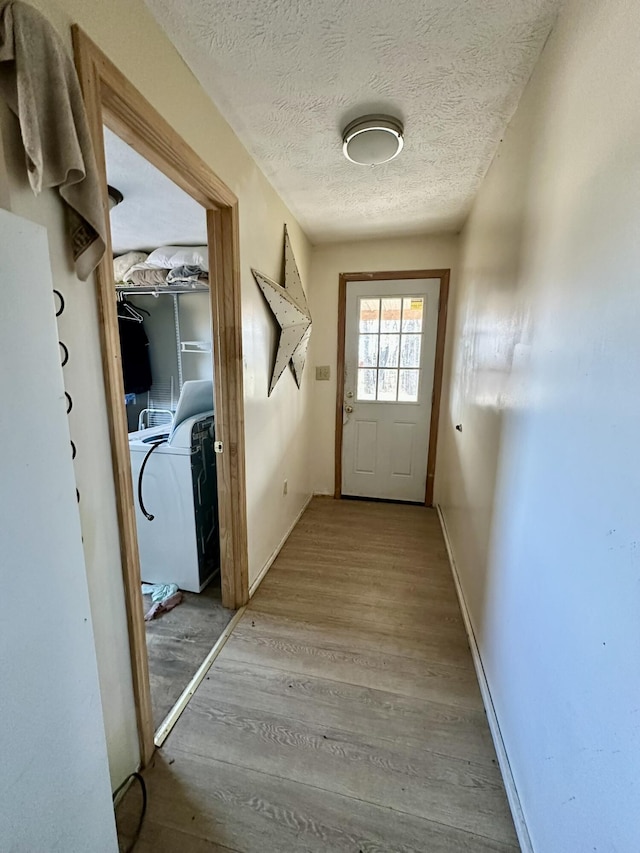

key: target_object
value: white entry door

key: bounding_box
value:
[341,278,440,502]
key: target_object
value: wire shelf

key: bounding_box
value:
[115,282,209,297]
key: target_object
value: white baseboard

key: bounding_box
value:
[436,505,534,853]
[249,493,313,598]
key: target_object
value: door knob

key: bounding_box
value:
[346,391,354,398]
[344,404,353,414]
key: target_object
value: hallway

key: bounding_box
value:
[118,498,518,851]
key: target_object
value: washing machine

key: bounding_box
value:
[128,380,220,593]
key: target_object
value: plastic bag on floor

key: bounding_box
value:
[141,582,178,603]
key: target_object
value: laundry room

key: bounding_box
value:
[104,126,235,734]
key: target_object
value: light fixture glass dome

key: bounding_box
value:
[342,115,404,166]
[107,184,124,210]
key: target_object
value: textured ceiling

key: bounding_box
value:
[104,126,206,254]
[144,0,560,242]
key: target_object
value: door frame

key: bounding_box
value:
[334,269,450,506]
[72,28,249,766]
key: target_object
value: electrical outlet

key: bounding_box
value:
[283,479,288,495]
[315,365,331,381]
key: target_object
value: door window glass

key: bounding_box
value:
[377,369,399,401]
[378,334,400,368]
[399,369,420,402]
[380,298,402,332]
[359,299,380,333]
[400,334,421,368]
[356,296,424,403]
[358,334,378,367]
[402,298,424,332]
[357,368,377,400]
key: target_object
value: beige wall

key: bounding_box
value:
[308,235,459,496]
[0,0,313,789]
[437,0,640,849]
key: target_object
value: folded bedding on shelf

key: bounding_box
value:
[113,251,147,282]
[166,265,208,285]
[145,245,208,272]
[113,245,209,288]
[124,267,169,287]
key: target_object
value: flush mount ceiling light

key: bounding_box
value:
[342,115,404,166]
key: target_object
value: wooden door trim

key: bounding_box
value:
[72,28,249,767]
[334,274,348,500]
[425,270,450,506]
[334,269,450,507]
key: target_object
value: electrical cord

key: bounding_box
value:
[137,439,168,520]
[112,771,147,853]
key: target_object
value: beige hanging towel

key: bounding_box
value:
[0,1,106,280]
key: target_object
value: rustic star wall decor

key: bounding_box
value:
[252,226,312,395]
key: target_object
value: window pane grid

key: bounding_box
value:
[356,296,424,403]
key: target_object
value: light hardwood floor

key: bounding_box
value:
[144,582,235,730]
[118,498,519,852]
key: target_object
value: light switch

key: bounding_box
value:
[315,365,331,381]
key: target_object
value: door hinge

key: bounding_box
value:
[214,441,224,453]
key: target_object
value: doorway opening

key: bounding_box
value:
[335,270,450,506]
[104,126,237,734]
[73,29,249,765]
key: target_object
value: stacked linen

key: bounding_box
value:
[113,251,147,283]
[113,249,167,286]
[113,246,209,287]
[137,245,209,287]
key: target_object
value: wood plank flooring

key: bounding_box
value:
[119,498,519,852]
[144,582,235,729]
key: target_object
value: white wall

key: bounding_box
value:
[1,210,116,851]
[437,0,640,849]
[308,235,459,496]
[179,293,214,382]
[0,0,313,790]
